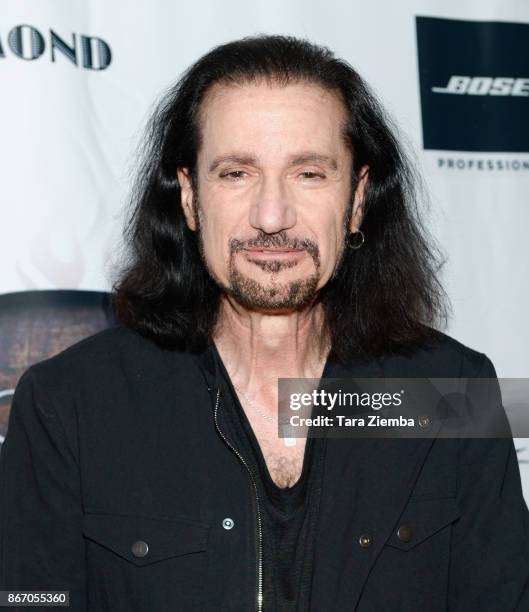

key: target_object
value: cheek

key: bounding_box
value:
[319,226,343,260]
[197,204,240,275]
[313,215,348,275]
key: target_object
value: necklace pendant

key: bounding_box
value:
[283,437,297,447]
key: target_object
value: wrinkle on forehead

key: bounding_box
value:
[197,80,352,172]
[196,78,349,147]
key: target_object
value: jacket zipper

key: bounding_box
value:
[213,387,263,612]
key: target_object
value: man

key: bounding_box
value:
[1,35,528,611]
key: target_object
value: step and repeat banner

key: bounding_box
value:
[1,1,528,495]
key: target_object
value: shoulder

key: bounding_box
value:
[380,328,497,377]
[28,324,152,381]
[20,324,195,410]
[9,326,203,458]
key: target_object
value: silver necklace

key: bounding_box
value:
[232,382,276,422]
[232,381,297,447]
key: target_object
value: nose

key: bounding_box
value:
[249,175,296,234]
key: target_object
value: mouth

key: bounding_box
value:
[243,248,304,257]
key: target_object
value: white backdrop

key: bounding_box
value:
[2,0,528,495]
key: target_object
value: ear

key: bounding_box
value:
[176,167,197,231]
[349,165,369,233]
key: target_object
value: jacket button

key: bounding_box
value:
[397,525,413,542]
[131,540,149,557]
[358,533,371,547]
[222,517,235,530]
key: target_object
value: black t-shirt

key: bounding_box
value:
[211,345,327,612]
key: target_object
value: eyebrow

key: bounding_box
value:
[208,152,338,173]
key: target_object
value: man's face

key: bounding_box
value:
[178,80,367,312]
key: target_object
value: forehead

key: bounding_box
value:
[196,80,349,160]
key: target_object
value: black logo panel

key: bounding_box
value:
[416,16,529,152]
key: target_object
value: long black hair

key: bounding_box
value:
[110,34,449,364]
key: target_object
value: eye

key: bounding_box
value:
[220,170,247,180]
[299,171,325,180]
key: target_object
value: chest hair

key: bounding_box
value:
[252,431,308,489]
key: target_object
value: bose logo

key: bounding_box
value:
[432,76,529,96]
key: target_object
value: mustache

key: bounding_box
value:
[230,231,319,256]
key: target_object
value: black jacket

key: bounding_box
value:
[1,325,528,611]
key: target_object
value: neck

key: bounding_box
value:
[212,293,331,389]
